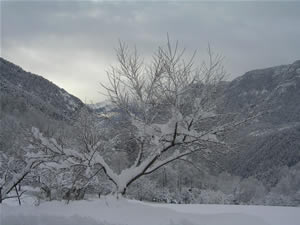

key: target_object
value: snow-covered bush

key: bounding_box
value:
[234,176,266,205]
[214,172,241,195]
[264,162,300,206]
[264,193,295,206]
[197,189,234,204]
[127,176,159,201]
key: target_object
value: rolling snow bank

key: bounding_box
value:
[1,196,299,225]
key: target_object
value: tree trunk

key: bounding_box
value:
[116,186,127,197]
[15,186,22,206]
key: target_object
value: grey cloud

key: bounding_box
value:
[1,1,300,102]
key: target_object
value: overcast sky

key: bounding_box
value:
[1,1,300,102]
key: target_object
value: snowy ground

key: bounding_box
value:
[1,196,299,225]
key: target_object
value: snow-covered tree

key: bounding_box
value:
[0,117,42,204]
[30,38,258,197]
[94,38,256,195]
[0,98,65,204]
[0,148,43,204]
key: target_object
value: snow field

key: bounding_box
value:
[1,196,300,225]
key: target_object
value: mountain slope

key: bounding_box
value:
[221,60,300,184]
[222,60,300,123]
[0,57,84,121]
